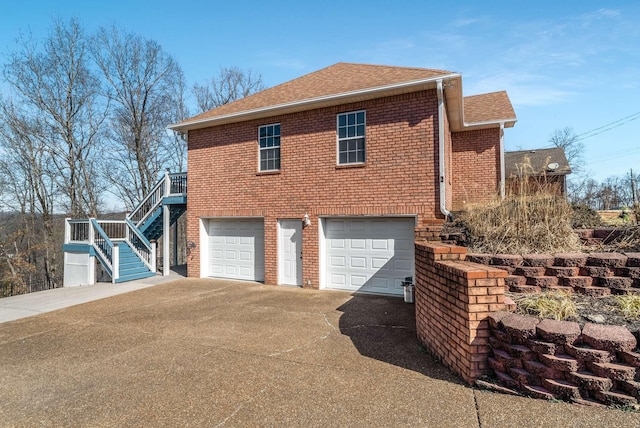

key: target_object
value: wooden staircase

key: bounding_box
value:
[63,171,187,285]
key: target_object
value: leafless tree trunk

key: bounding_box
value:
[192,66,265,113]
[91,26,187,209]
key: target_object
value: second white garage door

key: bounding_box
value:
[324,217,414,295]
[208,219,265,281]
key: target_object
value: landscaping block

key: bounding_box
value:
[492,349,523,369]
[625,253,640,267]
[506,343,535,360]
[501,313,540,344]
[505,275,526,287]
[582,323,637,353]
[488,357,505,373]
[545,267,580,277]
[563,276,593,288]
[488,336,506,352]
[594,390,638,406]
[494,370,518,389]
[514,266,546,277]
[579,266,614,278]
[591,362,637,382]
[490,254,523,267]
[616,267,640,279]
[536,319,581,345]
[542,378,581,400]
[574,286,611,297]
[587,253,628,268]
[527,339,559,355]
[595,276,633,289]
[620,351,640,368]
[522,384,556,400]
[507,367,535,385]
[569,371,613,392]
[618,380,640,400]
[465,253,491,265]
[487,311,513,329]
[540,354,579,372]
[523,359,562,379]
[554,253,588,267]
[492,265,515,274]
[526,276,559,288]
[509,284,542,294]
[521,254,555,267]
[565,344,613,365]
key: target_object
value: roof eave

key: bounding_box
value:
[169,73,462,132]
[458,118,518,131]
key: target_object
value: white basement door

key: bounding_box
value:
[208,219,265,281]
[324,217,414,295]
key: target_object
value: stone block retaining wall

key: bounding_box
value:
[415,242,640,407]
[488,312,640,406]
[466,252,640,297]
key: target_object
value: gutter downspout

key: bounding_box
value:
[499,122,505,200]
[437,79,451,218]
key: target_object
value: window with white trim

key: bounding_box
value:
[258,123,280,171]
[337,110,365,164]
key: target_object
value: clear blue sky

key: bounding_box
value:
[1,0,639,182]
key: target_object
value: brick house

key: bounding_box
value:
[169,63,516,296]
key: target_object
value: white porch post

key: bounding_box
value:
[163,204,170,276]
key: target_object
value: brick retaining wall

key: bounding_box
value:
[414,241,508,383]
[466,252,640,297]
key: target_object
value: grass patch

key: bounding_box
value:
[614,295,640,319]
[512,292,577,321]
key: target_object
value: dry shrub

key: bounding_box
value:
[457,176,581,254]
[512,291,577,321]
[615,295,640,319]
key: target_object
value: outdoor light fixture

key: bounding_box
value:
[303,213,311,227]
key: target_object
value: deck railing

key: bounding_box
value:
[128,171,187,227]
[126,218,156,271]
[64,170,186,283]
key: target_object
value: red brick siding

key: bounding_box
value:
[187,90,443,285]
[451,128,501,210]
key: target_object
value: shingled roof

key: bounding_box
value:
[464,91,516,125]
[170,62,516,132]
[505,148,571,177]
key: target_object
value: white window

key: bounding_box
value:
[337,110,365,165]
[259,124,281,171]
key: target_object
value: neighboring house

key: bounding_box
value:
[169,63,516,296]
[504,147,571,195]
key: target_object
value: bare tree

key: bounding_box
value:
[192,66,265,112]
[3,18,106,217]
[0,99,59,288]
[549,127,585,174]
[91,26,187,209]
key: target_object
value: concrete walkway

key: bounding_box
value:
[0,278,637,427]
[0,268,185,324]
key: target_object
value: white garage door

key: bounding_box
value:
[208,219,265,281]
[324,217,414,295]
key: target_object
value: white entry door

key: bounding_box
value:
[278,219,303,286]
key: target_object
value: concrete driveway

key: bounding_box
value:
[0,279,637,427]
